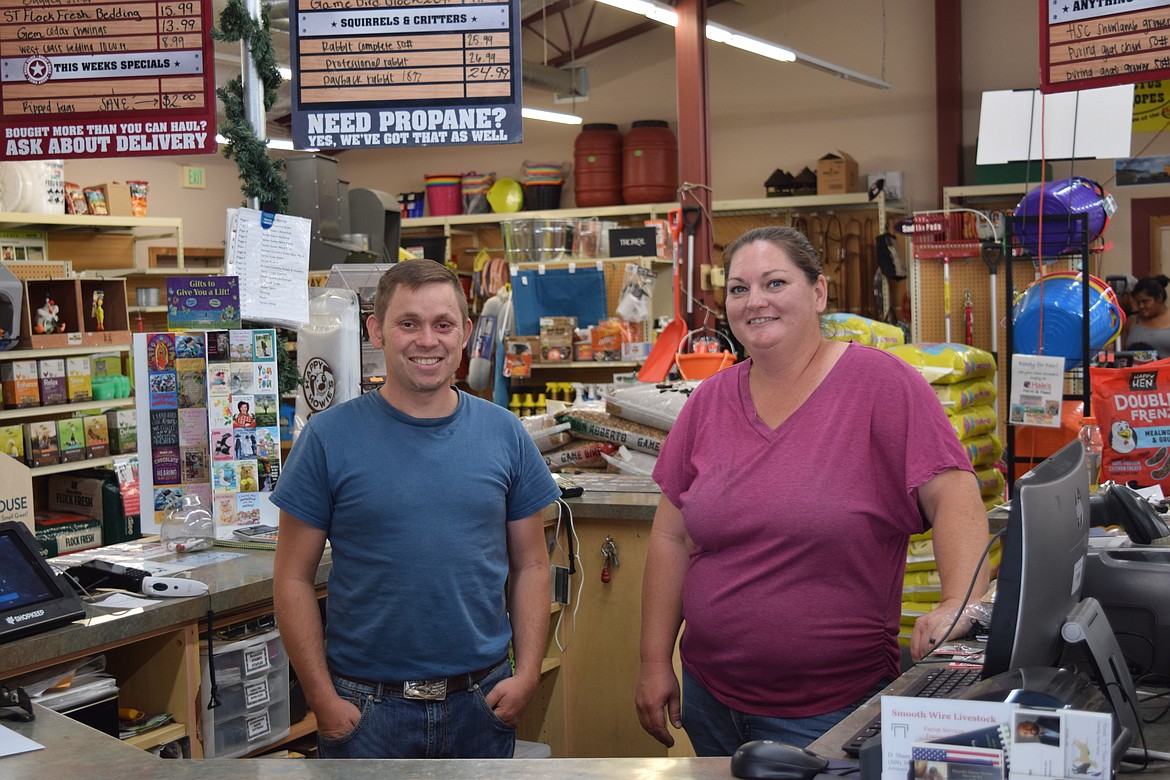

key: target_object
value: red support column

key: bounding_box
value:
[675,0,713,326]
[936,0,963,191]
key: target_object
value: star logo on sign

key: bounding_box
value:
[23,56,52,84]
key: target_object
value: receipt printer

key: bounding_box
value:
[1083,547,1170,678]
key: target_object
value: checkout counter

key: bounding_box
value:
[4,489,1170,777]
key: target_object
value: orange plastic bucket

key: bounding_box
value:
[675,328,736,380]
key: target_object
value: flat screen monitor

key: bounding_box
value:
[983,438,1090,677]
[0,520,86,643]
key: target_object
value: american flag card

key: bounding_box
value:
[912,742,1005,780]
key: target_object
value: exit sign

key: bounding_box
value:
[182,166,205,189]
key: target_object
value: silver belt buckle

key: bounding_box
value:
[403,678,447,701]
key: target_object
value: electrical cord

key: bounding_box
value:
[918,528,1004,663]
[552,498,583,654]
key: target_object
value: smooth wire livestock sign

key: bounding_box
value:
[291,0,522,150]
[0,0,217,160]
[1042,0,1170,93]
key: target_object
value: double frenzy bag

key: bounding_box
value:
[1091,360,1170,490]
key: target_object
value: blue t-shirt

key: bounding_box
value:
[271,389,559,681]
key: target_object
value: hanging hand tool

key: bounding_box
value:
[600,535,619,584]
[964,290,975,346]
[682,206,702,321]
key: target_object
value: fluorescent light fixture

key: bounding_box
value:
[597,0,888,89]
[522,106,583,125]
[706,23,795,62]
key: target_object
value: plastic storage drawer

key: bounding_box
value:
[209,667,289,723]
[209,697,291,758]
[204,628,287,686]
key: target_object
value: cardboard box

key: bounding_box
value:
[816,151,859,195]
[57,417,85,463]
[1,359,40,408]
[505,336,539,378]
[66,355,93,402]
[38,357,67,406]
[106,409,138,454]
[87,183,133,217]
[84,414,109,458]
[46,474,106,519]
[539,316,576,362]
[35,510,102,557]
[0,450,34,532]
[0,424,24,462]
[25,420,58,466]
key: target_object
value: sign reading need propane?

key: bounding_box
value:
[290,0,523,150]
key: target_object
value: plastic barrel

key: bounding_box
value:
[622,120,678,204]
[1012,271,1124,370]
[424,174,463,217]
[1014,177,1114,257]
[574,123,623,207]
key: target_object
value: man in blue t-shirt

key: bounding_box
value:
[272,260,560,759]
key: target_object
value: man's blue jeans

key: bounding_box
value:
[317,659,516,758]
[681,667,888,755]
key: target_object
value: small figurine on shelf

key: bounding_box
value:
[92,289,105,331]
[34,296,62,334]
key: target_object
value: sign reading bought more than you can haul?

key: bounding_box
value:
[0,0,218,160]
[291,0,523,150]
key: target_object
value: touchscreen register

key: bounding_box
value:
[0,521,86,643]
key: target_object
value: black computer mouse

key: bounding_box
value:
[730,740,830,780]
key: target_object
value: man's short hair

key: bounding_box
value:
[372,259,469,325]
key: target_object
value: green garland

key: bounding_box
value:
[212,0,289,213]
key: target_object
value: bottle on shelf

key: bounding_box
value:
[1078,415,1103,493]
[535,393,547,416]
[509,392,523,418]
[522,393,536,417]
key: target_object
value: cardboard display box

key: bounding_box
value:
[106,409,137,455]
[57,417,85,463]
[25,420,58,467]
[66,355,93,402]
[0,450,34,532]
[0,424,23,461]
[46,471,138,546]
[86,183,133,217]
[816,151,859,195]
[539,316,576,362]
[38,357,67,406]
[1,359,40,408]
[35,510,102,557]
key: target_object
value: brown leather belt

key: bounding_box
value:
[333,656,508,701]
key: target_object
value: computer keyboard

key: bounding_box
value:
[841,665,984,756]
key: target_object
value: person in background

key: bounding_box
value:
[635,226,990,754]
[1121,275,1170,359]
[272,259,559,759]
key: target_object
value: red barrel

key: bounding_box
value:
[622,120,678,204]
[574,123,623,207]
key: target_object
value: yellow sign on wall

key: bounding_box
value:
[1133,81,1170,133]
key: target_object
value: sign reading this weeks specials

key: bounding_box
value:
[291,0,522,151]
[1041,0,1170,94]
[0,0,217,160]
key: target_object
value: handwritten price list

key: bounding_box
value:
[0,0,217,159]
[1044,1,1170,92]
[296,0,510,106]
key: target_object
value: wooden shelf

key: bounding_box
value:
[530,361,640,370]
[127,305,168,314]
[123,721,188,750]
[541,657,562,675]
[0,396,133,422]
[0,344,130,360]
[29,454,118,475]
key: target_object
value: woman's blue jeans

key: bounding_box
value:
[317,659,516,758]
[681,666,888,755]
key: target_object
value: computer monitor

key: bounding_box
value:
[973,439,1140,763]
[0,521,86,643]
[983,438,1090,677]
